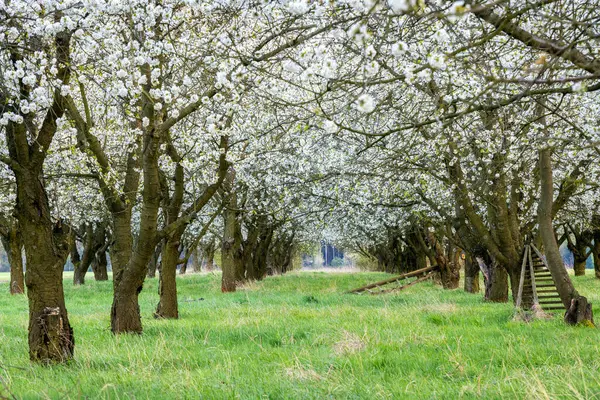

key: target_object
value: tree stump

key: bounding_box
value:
[564,296,595,327]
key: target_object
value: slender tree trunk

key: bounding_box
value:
[155,234,182,319]
[8,232,24,295]
[1,225,24,295]
[191,247,200,272]
[179,251,187,275]
[147,241,162,278]
[538,147,593,325]
[592,214,600,279]
[221,189,243,292]
[70,229,82,284]
[205,245,215,271]
[74,224,97,285]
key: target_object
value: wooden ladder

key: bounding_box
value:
[347,265,439,295]
[516,244,565,312]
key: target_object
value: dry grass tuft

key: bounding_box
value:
[422,303,458,314]
[284,361,322,381]
[333,330,366,356]
[512,304,553,323]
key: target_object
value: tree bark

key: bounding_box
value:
[179,250,188,275]
[92,249,109,281]
[573,258,587,276]
[73,224,92,285]
[204,243,215,271]
[477,256,508,302]
[1,223,24,295]
[593,214,600,279]
[191,246,200,272]
[20,177,74,362]
[147,241,162,278]
[463,254,480,293]
[538,147,593,325]
[155,233,182,319]
[221,177,244,292]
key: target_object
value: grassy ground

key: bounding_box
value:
[1,272,600,399]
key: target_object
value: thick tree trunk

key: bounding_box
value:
[489,265,509,302]
[111,120,162,334]
[573,258,587,276]
[111,282,143,333]
[440,246,460,290]
[2,225,25,295]
[19,177,74,362]
[5,27,75,362]
[110,211,134,284]
[255,228,273,280]
[464,255,480,293]
[92,250,109,281]
[155,235,181,319]
[538,147,593,325]
[477,257,508,302]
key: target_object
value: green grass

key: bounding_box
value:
[1,272,600,399]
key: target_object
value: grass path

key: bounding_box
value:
[1,271,599,399]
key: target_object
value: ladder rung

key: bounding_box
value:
[536,284,556,287]
[542,306,566,310]
[538,295,560,299]
[539,300,563,304]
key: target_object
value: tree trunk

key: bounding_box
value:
[19,176,74,362]
[111,281,143,334]
[440,245,460,290]
[592,214,600,279]
[221,189,243,292]
[477,257,508,302]
[155,234,181,319]
[4,27,75,362]
[255,228,273,280]
[594,240,600,279]
[1,224,25,295]
[73,224,96,285]
[179,252,187,275]
[573,258,587,276]
[538,147,593,325]
[111,120,162,334]
[464,254,480,293]
[191,247,200,272]
[147,241,162,278]
[110,211,134,284]
[205,244,215,271]
[92,250,109,281]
